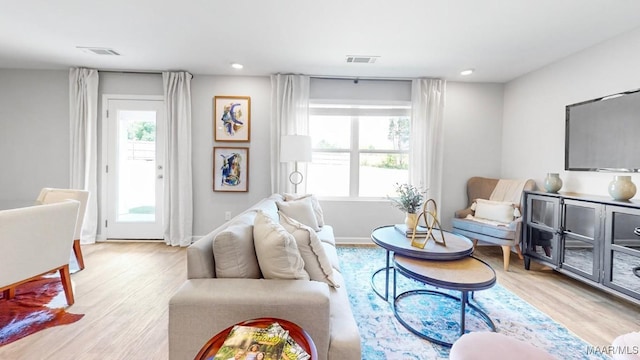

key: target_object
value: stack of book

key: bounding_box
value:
[212,322,310,360]
[394,224,431,238]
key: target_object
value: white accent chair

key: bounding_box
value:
[36,188,90,270]
[0,201,80,305]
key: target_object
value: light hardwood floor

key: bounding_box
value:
[0,242,638,360]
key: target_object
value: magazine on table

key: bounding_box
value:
[394,224,431,238]
[211,321,310,360]
[268,323,311,360]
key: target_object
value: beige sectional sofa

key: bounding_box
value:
[168,194,361,360]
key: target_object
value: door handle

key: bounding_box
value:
[158,175,163,179]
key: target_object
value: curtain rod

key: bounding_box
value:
[99,69,162,75]
[98,69,194,77]
[309,75,415,82]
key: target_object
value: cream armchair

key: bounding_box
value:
[0,201,80,304]
[451,177,536,271]
[36,188,89,270]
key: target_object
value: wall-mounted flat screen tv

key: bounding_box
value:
[565,88,640,172]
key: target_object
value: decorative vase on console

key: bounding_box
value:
[544,173,563,193]
[608,175,637,201]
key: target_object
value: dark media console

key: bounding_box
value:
[523,190,640,305]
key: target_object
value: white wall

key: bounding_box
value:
[441,82,505,229]
[503,27,640,197]
[0,69,69,208]
[0,70,505,241]
[191,75,272,235]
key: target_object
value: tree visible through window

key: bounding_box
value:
[307,102,411,198]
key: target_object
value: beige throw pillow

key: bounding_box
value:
[279,212,339,288]
[473,199,517,224]
[283,193,325,227]
[212,217,261,279]
[276,197,321,231]
[253,211,309,280]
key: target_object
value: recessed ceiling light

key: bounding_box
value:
[460,69,474,76]
[231,63,244,69]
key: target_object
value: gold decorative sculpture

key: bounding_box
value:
[410,198,447,249]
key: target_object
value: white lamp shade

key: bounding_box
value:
[280,135,312,162]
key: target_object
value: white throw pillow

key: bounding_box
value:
[279,212,339,288]
[253,211,309,280]
[473,199,517,224]
[212,221,262,279]
[276,197,321,231]
[283,193,325,227]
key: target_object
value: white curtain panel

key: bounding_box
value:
[410,78,446,206]
[162,71,193,247]
[69,68,99,244]
[269,74,310,194]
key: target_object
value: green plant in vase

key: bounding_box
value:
[388,183,425,230]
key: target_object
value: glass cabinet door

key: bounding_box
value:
[604,206,640,300]
[525,194,561,265]
[561,200,601,282]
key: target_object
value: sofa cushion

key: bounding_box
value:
[283,193,325,227]
[253,211,309,280]
[451,217,516,240]
[212,212,261,279]
[277,197,320,231]
[322,242,341,273]
[279,212,339,287]
[316,225,335,246]
[473,198,518,224]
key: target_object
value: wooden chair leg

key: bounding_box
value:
[2,287,15,300]
[73,239,85,270]
[515,243,524,260]
[59,265,75,305]
[501,245,511,271]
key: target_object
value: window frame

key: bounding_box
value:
[308,100,411,199]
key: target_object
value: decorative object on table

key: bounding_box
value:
[608,175,637,201]
[213,147,249,192]
[543,173,562,193]
[411,199,446,249]
[394,224,430,238]
[0,276,84,346]
[388,183,425,230]
[280,135,312,193]
[214,96,251,142]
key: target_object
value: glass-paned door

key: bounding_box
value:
[604,205,640,299]
[104,98,165,239]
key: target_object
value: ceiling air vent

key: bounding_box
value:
[77,47,121,56]
[346,55,379,64]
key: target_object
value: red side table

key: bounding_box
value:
[194,317,318,360]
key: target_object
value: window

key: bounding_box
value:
[306,101,411,198]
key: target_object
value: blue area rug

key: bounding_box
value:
[337,246,610,360]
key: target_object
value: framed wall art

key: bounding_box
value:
[213,147,249,192]
[213,96,251,142]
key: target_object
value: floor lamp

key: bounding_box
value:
[280,135,312,193]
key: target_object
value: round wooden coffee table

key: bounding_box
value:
[194,317,317,360]
[370,225,474,300]
[393,254,496,347]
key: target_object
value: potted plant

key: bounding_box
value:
[388,183,425,229]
